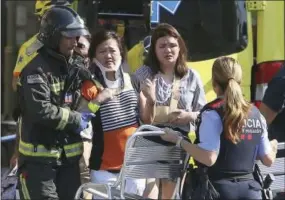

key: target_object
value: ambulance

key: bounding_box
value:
[76,0,284,104]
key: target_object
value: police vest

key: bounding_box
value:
[195,98,264,179]
[18,48,83,165]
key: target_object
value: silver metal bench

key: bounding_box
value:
[74,125,189,199]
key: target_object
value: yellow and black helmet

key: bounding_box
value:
[35,0,73,17]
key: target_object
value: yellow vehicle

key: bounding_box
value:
[77,0,284,104]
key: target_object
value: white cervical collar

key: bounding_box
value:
[93,58,122,88]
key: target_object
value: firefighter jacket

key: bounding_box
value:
[18,47,83,165]
[13,34,43,78]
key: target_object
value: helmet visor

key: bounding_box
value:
[61,28,90,38]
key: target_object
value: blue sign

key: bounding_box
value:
[151,1,181,24]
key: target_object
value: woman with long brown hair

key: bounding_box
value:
[133,23,206,199]
[161,57,278,199]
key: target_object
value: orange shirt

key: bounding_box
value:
[81,80,99,100]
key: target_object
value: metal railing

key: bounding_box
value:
[1,120,17,143]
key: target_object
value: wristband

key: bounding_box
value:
[88,102,100,113]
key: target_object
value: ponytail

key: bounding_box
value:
[212,57,251,144]
[224,79,251,144]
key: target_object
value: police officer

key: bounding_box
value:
[161,57,278,199]
[17,6,94,199]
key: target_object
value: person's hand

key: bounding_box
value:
[141,78,156,104]
[96,88,115,104]
[270,139,278,154]
[160,127,180,143]
[10,152,18,168]
[76,112,96,134]
[168,110,197,125]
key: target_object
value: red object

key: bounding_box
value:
[254,101,262,108]
[247,134,252,140]
[253,61,284,108]
[255,61,283,84]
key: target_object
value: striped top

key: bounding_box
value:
[89,72,139,171]
[132,65,206,132]
[100,88,138,132]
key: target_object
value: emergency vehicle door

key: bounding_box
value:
[150,0,248,62]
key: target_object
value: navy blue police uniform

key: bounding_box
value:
[194,98,265,199]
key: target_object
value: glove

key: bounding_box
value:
[80,121,93,140]
[76,112,95,134]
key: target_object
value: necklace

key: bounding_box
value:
[156,75,174,104]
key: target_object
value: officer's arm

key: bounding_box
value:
[259,103,278,125]
[21,70,81,131]
[162,111,221,167]
[182,110,222,167]
[260,77,285,125]
[257,116,278,167]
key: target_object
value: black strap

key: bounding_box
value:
[158,179,162,199]
[211,172,254,182]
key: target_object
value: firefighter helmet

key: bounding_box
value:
[35,0,73,17]
[38,6,90,50]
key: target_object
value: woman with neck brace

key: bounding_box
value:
[80,30,145,196]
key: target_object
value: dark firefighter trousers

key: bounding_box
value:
[18,161,81,199]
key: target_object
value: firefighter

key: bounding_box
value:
[17,6,94,199]
[12,0,74,91]
[10,0,74,174]
[161,57,278,199]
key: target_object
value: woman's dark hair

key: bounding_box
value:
[144,23,188,78]
[88,29,126,61]
[88,29,126,89]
